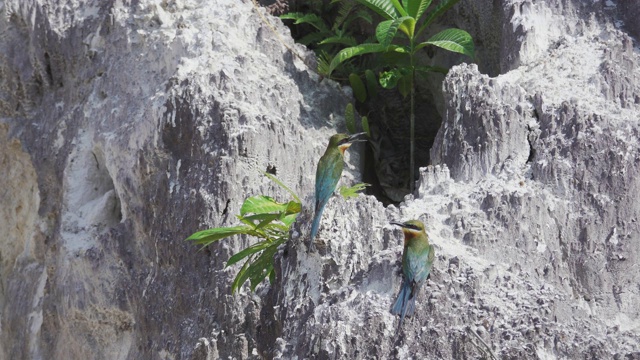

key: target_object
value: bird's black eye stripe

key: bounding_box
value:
[404,223,420,230]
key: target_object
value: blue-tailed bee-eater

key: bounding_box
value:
[390,220,435,330]
[310,132,367,246]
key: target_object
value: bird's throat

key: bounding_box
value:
[402,230,418,245]
[338,144,351,154]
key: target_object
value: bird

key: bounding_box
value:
[310,132,367,246]
[390,219,435,333]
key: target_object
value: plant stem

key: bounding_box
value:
[409,74,416,194]
[410,73,415,193]
[409,38,416,193]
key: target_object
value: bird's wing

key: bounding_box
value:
[315,152,343,211]
[404,246,433,284]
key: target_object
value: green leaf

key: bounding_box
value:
[237,215,256,228]
[380,49,410,67]
[269,268,276,284]
[376,17,414,47]
[349,73,367,103]
[356,0,398,20]
[334,1,356,29]
[194,235,279,292]
[279,12,305,21]
[189,171,299,295]
[185,225,252,245]
[354,9,374,25]
[263,222,290,233]
[418,0,461,35]
[226,240,273,267]
[283,200,302,215]
[229,237,284,293]
[417,28,475,58]
[398,17,416,38]
[281,213,299,227]
[389,0,408,16]
[241,213,281,224]
[317,51,332,77]
[250,262,274,292]
[345,103,356,134]
[339,183,371,199]
[379,69,400,89]
[231,258,252,294]
[240,195,287,216]
[280,12,329,32]
[329,43,390,75]
[364,70,378,99]
[397,71,412,97]
[258,214,283,230]
[299,32,330,46]
[246,245,279,291]
[406,0,432,20]
[415,65,449,75]
[263,172,301,203]
[361,116,371,137]
[318,35,358,47]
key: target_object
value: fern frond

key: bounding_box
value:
[318,35,358,47]
[280,12,329,32]
[334,0,356,29]
[299,31,331,46]
[317,51,333,77]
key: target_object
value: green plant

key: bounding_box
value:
[348,68,383,103]
[281,1,373,77]
[186,173,301,293]
[339,182,370,198]
[344,102,370,136]
[343,102,371,197]
[328,0,474,192]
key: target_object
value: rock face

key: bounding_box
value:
[0,0,352,358]
[1,0,640,360]
[264,0,640,359]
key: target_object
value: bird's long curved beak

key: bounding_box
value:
[347,132,368,143]
[390,221,407,228]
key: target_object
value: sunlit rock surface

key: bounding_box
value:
[0,0,350,358]
[1,0,639,359]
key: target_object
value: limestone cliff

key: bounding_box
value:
[1,0,639,359]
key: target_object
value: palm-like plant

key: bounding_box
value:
[328,0,474,192]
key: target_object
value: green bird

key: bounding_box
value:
[390,220,435,331]
[310,132,367,246]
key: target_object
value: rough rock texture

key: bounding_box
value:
[2,0,640,359]
[263,0,640,359]
[0,0,355,358]
[618,0,640,41]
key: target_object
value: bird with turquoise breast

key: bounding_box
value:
[390,219,435,331]
[309,132,367,247]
